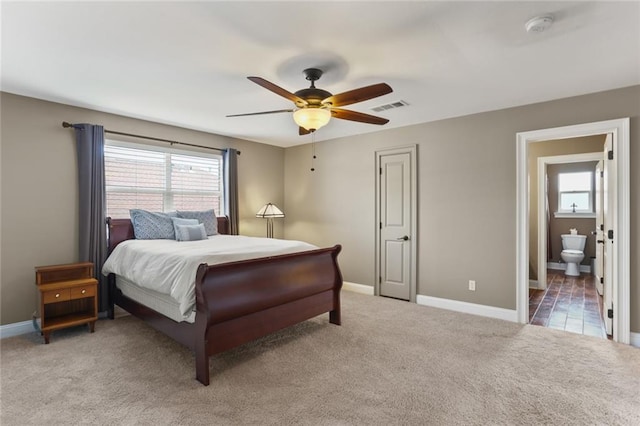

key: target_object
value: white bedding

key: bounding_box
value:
[102,235,317,320]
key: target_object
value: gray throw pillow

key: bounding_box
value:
[175,223,207,242]
[170,217,199,239]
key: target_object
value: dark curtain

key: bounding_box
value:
[224,148,239,235]
[74,124,109,312]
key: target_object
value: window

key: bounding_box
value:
[557,171,593,213]
[105,141,223,219]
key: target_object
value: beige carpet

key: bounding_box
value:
[1,291,639,425]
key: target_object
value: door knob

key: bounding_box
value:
[397,236,410,241]
[597,240,605,244]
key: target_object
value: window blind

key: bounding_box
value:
[105,143,223,219]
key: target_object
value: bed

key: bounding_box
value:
[105,216,343,386]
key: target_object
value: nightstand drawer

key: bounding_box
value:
[70,285,96,300]
[43,288,71,304]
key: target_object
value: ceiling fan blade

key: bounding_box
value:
[331,108,389,125]
[247,77,308,106]
[323,83,392,107]
[299,127,311,136]
[226,109,293,118]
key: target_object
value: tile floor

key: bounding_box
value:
[529,269,608,339]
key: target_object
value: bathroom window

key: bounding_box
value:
[557,171,593,214]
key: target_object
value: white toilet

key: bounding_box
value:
[560,234,587,276]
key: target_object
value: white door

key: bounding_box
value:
[377,148,416,301]
[594,160,604,295]
[602,133,614,336]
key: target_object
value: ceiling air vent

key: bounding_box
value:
[370,100,409,113]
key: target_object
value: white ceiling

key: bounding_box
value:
[2,1,639,147]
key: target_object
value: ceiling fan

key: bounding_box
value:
[227,68,393,135]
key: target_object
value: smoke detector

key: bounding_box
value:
[525,15,554,33]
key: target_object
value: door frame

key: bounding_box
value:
[374,145,418,302]
[595,159,605,296]
[516,118,630,344]
[536,152,602,291]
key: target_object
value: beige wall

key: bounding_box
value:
[528,136,605,278]
[3,86,639,335]
[283,85,640,333]
[0,92,284,325]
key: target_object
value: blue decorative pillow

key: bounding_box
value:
[175,223,207,241]
[177,210,217,236]
[130,209,175,240]
[171,217,199,239]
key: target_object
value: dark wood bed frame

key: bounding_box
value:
[106,216,342,386]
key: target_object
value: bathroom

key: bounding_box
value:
[527,136,604,282]
[547,162,597,276]
[527,135,607,338]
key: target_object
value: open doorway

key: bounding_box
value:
[531,145,603,291]
[516,118,630,345]
[529,148,607,338]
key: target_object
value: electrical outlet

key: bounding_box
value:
[468,280,476,291]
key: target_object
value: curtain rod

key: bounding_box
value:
[62,122,240,155]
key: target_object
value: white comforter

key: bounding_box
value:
[102,235,317,317]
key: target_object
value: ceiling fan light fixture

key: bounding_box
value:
[293,107,331,131]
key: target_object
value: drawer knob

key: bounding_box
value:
[55,293,60,298]
[81,289,86,294]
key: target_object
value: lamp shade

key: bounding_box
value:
[256,203,285,218]
[293,108,331,131]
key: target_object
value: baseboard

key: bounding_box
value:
[529,280,539,289]
[0,319,37,339]
[342,284,518,323]
[416,295,518,323]
[0,314,110,339]
[547,262,591,274]
[631,332,640,348]
[342,281,374,295]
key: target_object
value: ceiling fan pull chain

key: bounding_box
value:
[310,132,316,172]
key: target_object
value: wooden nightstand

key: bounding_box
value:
[35,262,98,344]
